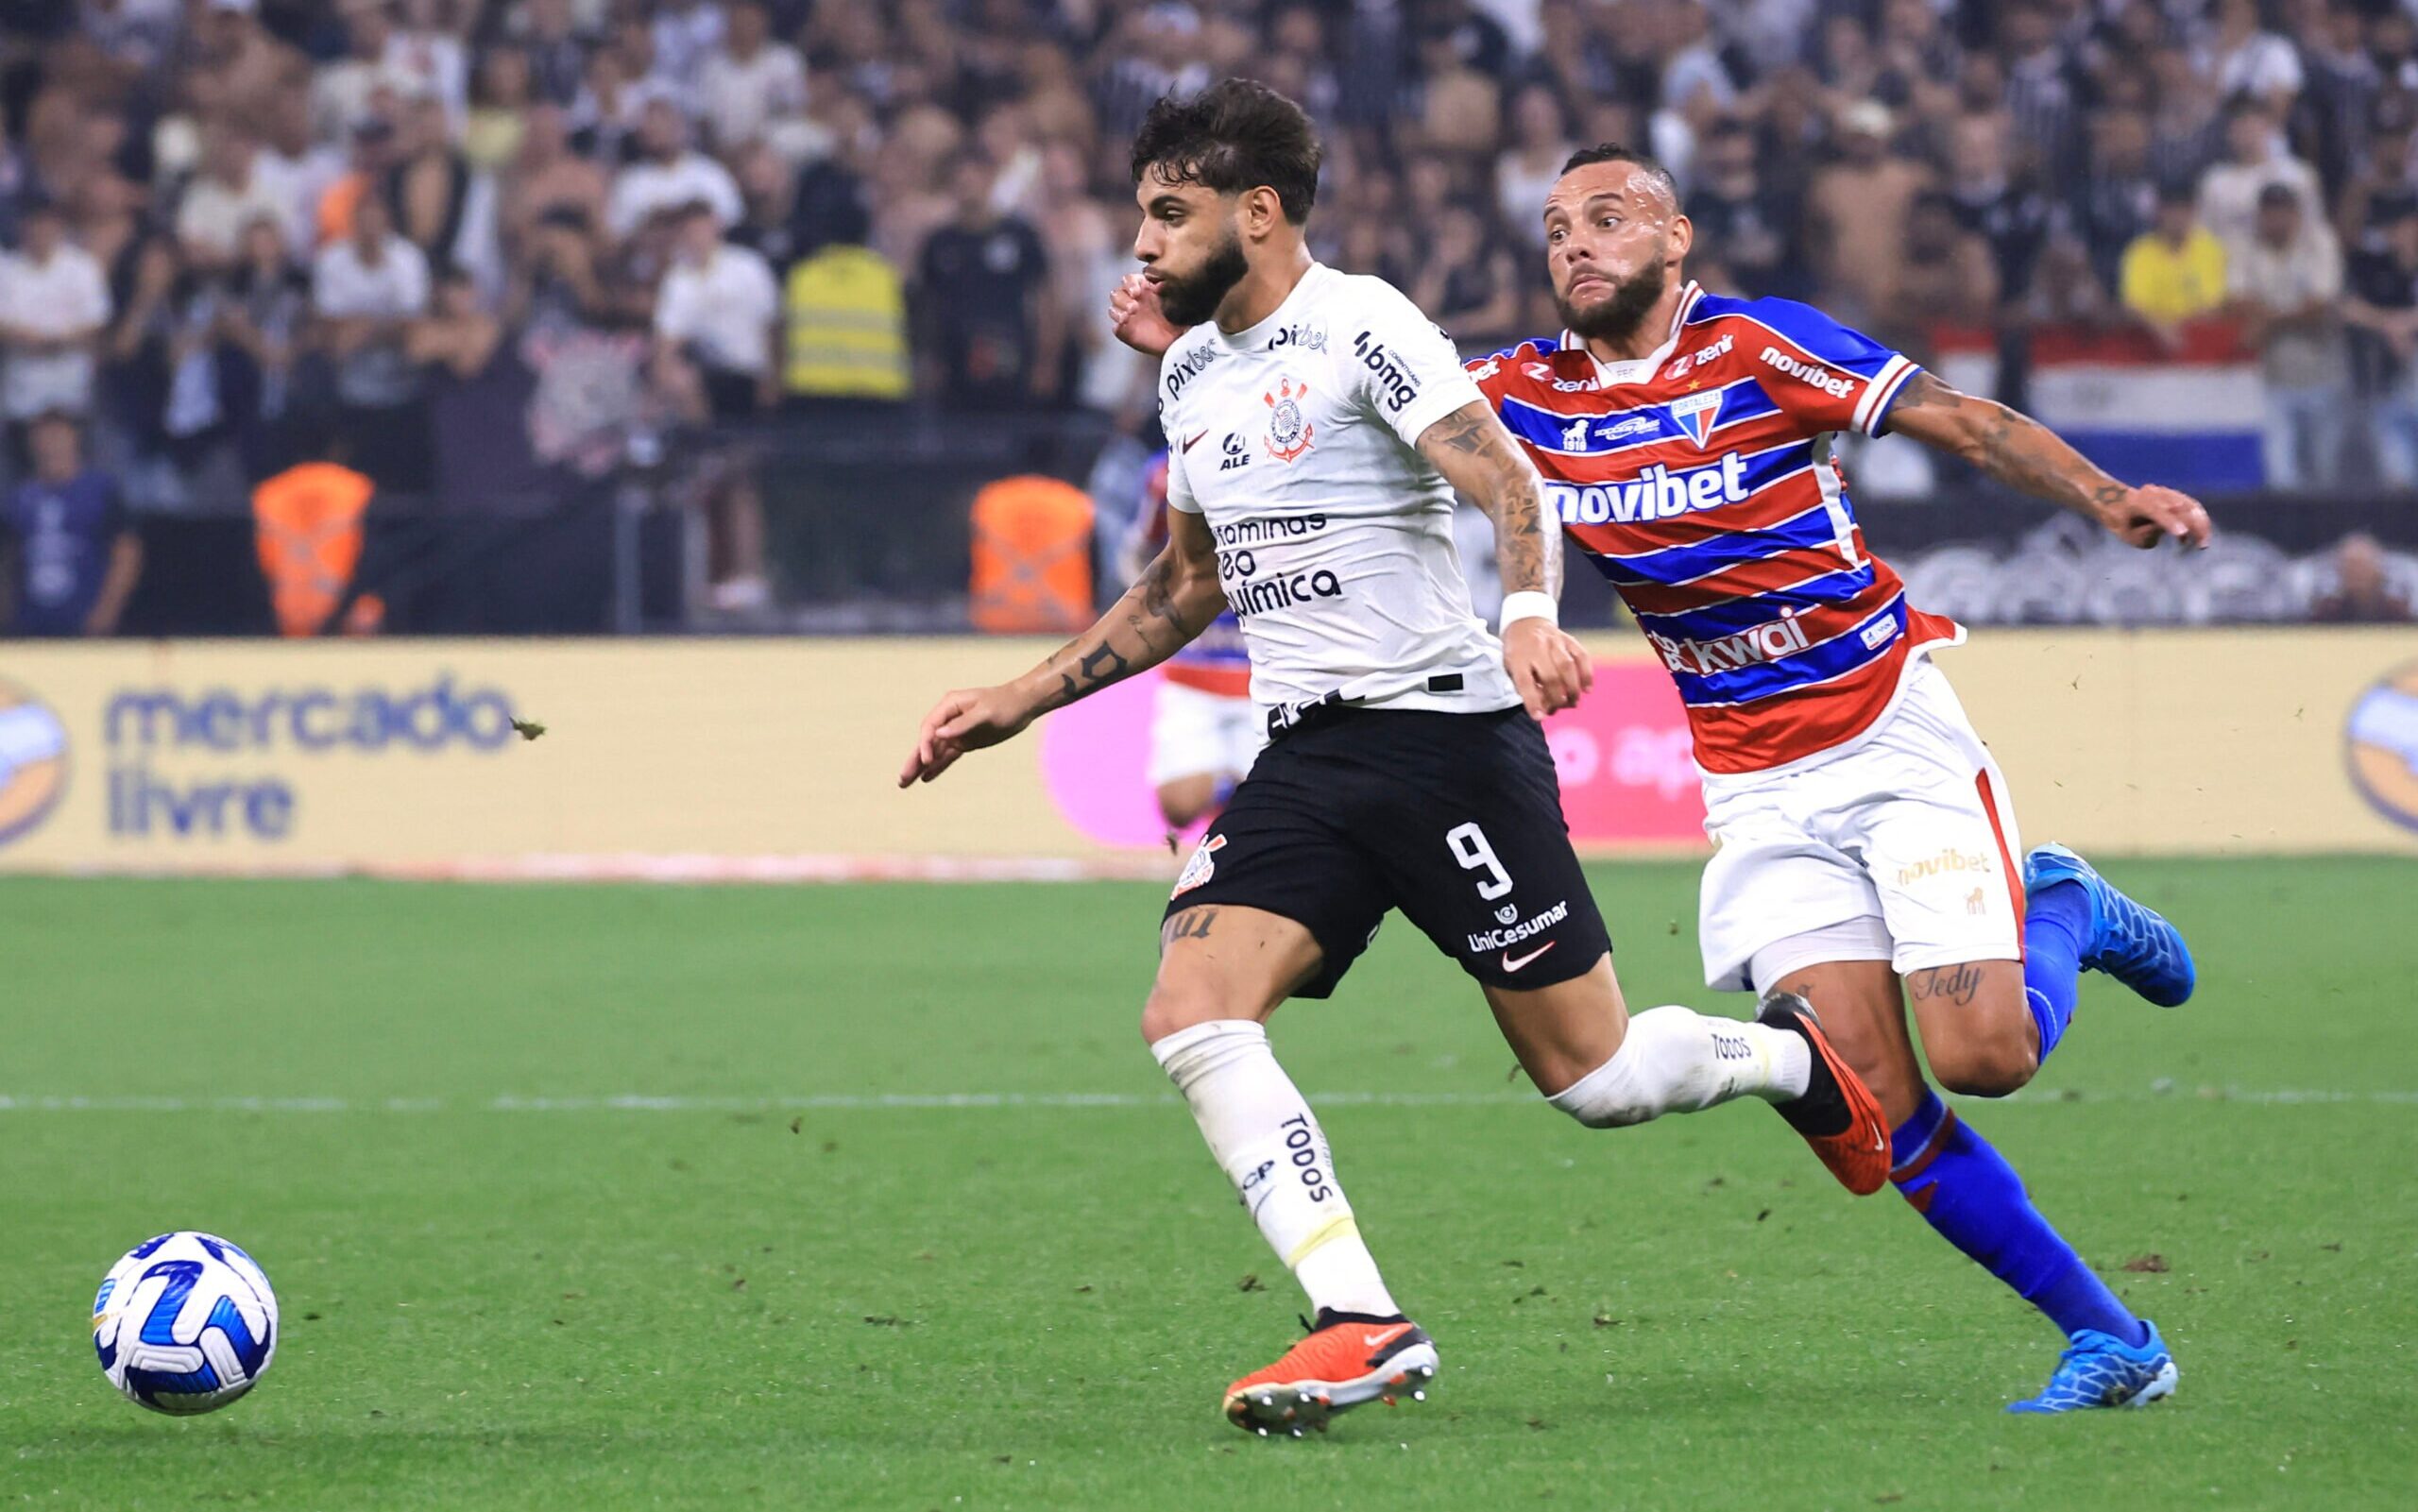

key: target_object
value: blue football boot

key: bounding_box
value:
[2008,1321,2178,1413]
[2025,843,2196,1007]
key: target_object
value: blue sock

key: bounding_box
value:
[1892,1091,2147,1346]
[2021,880,2091,1063]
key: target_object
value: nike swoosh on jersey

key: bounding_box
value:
[1502,942,1557,973]
[1183,430,1211,451]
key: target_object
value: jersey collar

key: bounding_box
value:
[1560,280,1705,387]
[1212,262,1332,350]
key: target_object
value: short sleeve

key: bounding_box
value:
[1163,422,1201,514]
[1745,298,1920,437]
[1153,352,1207,513]
[1341,280,1487,447]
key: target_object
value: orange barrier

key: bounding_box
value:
[252,463,375,637]
[967,475,1093,634]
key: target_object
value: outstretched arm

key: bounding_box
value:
[899,507,1226,786]
[1883,371,2213,550]
[1414,398,1593,720]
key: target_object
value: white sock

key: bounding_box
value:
[1149,1020,1400,1318]
[1546,1006,1811,1128]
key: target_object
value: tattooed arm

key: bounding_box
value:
[1414,398,1594,719]
[1882,371,2214,550]
[900,508,1226,786]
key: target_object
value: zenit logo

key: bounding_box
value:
[0,678,69,848]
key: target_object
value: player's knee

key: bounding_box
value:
[1554,1086,1653,1129]
[1138,983,1217,1045]
[1927,1026,2037,1098]
[1543,1036,1658,1129]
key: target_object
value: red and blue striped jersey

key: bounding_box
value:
[1139,450,1252,698]
[1469,281,1963,773]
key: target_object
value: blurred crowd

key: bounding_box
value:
[5,0,2418,625]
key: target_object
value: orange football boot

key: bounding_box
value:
[1757,991,1892,1196]
[1222,1310,1439,1436]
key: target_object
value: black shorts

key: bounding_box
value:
[1165,705,1613,998]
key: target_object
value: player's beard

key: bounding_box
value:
[1556,255,1667,346]
[1153,224,1251,328]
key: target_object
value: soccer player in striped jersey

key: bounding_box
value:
[1485,144,2206,1412]
[1106,143,2215,1414]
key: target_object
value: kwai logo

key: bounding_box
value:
[0,679,69,848]
[1646,609,1814,678]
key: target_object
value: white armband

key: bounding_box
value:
[1499,590,1560,630]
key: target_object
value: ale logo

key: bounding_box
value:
[0,678,68,848]
[2346,662,2418,835]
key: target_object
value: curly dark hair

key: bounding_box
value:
[1130,79,1322,225]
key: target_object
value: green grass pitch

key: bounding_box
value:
[4,858,2414,1509]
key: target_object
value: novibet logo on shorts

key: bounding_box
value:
[0,678,70,848]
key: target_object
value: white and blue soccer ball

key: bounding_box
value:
[92,1232,279,1415]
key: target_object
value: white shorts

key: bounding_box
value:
[1147,682,1265,788]
[1697,662,2026,993]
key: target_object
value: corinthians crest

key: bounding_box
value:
[1263,378,1315,463]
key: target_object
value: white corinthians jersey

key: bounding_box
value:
[1160,263,1517,717]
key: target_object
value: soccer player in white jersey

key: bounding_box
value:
[902,82,1893,1437]
[1114,140,2212,1414]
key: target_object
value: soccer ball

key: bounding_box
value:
[92,1232,279,1415]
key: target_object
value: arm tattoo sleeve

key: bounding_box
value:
[1031,548,1208,714]
[1418,400,1563,599]
[1893,371,2127,517]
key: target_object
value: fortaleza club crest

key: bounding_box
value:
[1263,378,1315,463]
[1671,388,1722,448]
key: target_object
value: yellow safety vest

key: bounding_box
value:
[783,246,911,399]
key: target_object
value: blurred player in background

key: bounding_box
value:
[907,81,1893,1438]
[1114,143,2215,1416]
[1127,449,1258,829]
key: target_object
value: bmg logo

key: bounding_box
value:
[0,679,68,848]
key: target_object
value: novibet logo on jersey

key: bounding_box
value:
[0,679,70,847]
